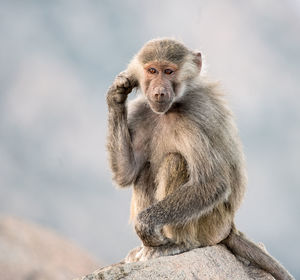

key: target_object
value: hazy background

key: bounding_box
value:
[0,0,299,277]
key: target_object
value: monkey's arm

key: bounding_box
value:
[106,72,140,187]
[136,170,229,246]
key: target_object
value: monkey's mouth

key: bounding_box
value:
[149,100,172,114]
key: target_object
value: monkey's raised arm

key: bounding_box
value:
[106,72,139,187]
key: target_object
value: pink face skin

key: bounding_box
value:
[142,61,179,114]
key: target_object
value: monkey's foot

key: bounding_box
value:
[125,243,189,263]
[125,246,143,263]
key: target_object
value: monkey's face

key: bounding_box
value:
[142,62,179,114]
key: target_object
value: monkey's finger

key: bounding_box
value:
[115,75,131,90]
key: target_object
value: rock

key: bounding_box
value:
[0,215,99,280]
[78,245,274,280]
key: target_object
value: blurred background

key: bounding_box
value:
[0,0,299,278]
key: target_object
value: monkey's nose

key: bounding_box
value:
[154,92,166,102]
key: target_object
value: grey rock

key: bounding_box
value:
[78,245,274,280]
[0,215,99,280]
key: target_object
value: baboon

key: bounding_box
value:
[106,38,294,280]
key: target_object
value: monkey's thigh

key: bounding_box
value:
[155,152,189,201]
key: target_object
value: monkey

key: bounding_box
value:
[106,38,294,280]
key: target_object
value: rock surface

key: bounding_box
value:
[78,245,274,280]
[0,215,99,280]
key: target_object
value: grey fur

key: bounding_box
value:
[106,39,294,280]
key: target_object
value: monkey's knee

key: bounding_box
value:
[155,153,189,200]
[164,153,185,165]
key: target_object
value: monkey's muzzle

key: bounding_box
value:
[148,99,172,114]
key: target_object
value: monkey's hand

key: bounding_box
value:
[106,71,137,106]
[135,212,171,247]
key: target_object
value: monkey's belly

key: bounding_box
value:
[163,203,232,247]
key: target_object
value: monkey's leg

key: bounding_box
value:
[106,72,141,187]
[135,153,189,246]
[155,153,190,201]
[129,153,190,262]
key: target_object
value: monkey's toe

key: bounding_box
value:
[125,246,143,263]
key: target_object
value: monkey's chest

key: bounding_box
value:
[149,125,184,171]
[132,111,194,174]
[132,124,180,166]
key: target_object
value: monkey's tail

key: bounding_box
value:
[222,225,294,280]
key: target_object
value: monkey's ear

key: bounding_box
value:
[193,52,202,71]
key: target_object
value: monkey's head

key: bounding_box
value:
[127,38,202,114]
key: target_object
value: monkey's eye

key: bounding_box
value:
[164,69,174,75]
[148,68,157,74]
